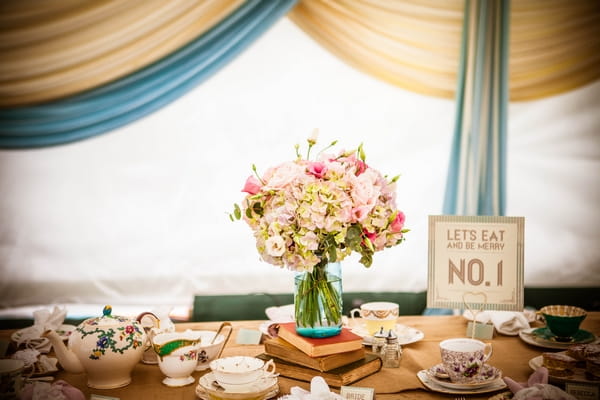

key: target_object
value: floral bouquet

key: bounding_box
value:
[231,131,407,334]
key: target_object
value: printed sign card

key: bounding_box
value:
[427,215,525,311]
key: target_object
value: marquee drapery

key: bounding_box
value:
[443,0,509,216]
[288,0,600,101]
[0,0,598,149]
[0,0,298,148]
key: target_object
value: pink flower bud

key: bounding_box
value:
[242,176,261,195]
[390,211,406,232]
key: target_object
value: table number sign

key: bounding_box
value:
[427,215,524,311]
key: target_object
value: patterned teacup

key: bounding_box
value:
[439,338,493,383]
[350,302,399,335]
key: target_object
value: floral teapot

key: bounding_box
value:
[43,305,156,389]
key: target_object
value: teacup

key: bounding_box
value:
[540,305,587,340]
[152,331,202,387]
[439,338,493,383]
[209,356,276,392]
[350,302,399,335]
[193,322,233,371]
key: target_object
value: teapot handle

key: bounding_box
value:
[212,322,233,359]
[136,312,160,329]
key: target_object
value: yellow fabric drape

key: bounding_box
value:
[289,0,600,101]
[0,0,244,107]
[1,0,598,106]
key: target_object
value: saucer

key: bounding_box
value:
[417,369,507,395]
[163,375,195,387]
[519,327,597,349]
[197,372,278,400]
[351,323,424,346]
[426,363,503,390]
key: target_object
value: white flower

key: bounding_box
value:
[265,235,286,257]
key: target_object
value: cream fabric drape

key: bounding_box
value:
[0,0,244,106]
[289,0,600,101]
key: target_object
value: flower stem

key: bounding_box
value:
[295,261,342,328]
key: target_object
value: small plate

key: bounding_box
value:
[417,370,507,395]
[529,354,599,384]
[352,323,424,346]
[519,327,597,349]
[197,372,278,400]
[426,364,503,390]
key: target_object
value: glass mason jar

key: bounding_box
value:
[294,261,343,338]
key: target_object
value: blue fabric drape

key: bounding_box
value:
[443,0,510,216]
[0,0,298,149]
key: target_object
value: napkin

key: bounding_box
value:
[463,309,530,335]
[21,380,85,400]
[503,367,577,400]
[265,304,295,323]
[17,306,67,341]
[279,376,344,400]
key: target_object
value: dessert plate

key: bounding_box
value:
[352,323,424,346]
[196,371,278,399]
[519,327,597,349]
[426,363,503,390]
[417,369,507,395]
[529,354,598,384]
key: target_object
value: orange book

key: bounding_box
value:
[264,336,365,371]
[277,322,364,357]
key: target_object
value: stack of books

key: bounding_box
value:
[257,322,382,387]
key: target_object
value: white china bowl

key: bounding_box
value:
[192,330,227,371]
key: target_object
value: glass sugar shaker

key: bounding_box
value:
[372,326,387,355]
[382,329,402,368]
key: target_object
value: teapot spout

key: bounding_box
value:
[43,330,84,374]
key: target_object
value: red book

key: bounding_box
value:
[277,322,364,357]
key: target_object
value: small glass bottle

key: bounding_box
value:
[372,326,387,355]
[382,329,402,368]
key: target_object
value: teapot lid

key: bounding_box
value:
[82,305,137,327]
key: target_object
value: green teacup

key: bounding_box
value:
[540,305,587,339]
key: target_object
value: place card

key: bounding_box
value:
[466,321,494,339]
[565,382,599,400]
[427,215,524,311]
[340,386,374,400]
[236,328,262,345]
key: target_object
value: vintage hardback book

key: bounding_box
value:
[276,322,364,357]
[257,352,382,387]
[264,336,365,372]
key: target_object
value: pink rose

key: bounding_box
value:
[390,211,405,232]
[355,160,367,176]
[242,176,261,195]
[307,161,328,179]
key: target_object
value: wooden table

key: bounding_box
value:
[3,313,599,399]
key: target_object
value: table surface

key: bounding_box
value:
[3,313,599,400]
